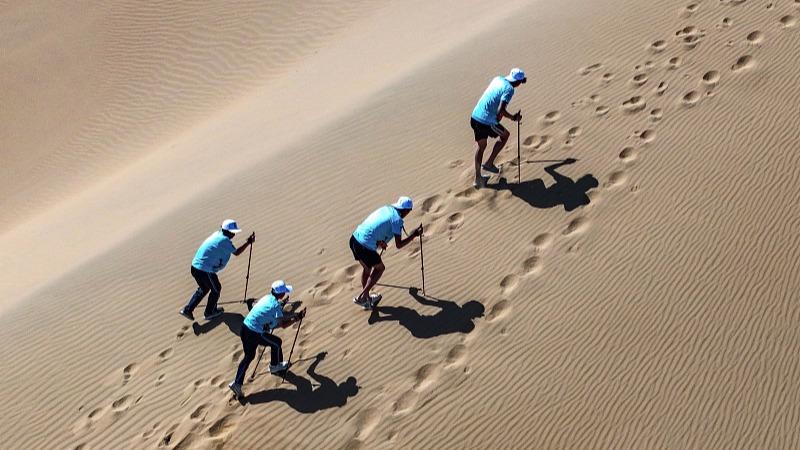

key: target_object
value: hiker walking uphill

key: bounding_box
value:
[349,196,422,309]
[470,68,526,188]
[179,219,255,321]
[229,280,305,399]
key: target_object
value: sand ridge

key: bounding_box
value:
[2,0,800,448]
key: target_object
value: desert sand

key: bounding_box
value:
[2,0,800,448]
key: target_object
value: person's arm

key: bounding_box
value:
[497,101,522,122]
[394,224,422,249]
[277,309,305,328]
[233,232,256,256]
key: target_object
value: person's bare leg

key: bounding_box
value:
[473,139,488,185]
[358,263,385,302]
[359,261,370,289]
[485,129,510,167]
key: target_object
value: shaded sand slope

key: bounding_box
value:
[2,0,800,449]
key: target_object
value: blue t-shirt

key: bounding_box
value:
[191,231,237,273]
[471,76,515,125]
[243,294,284,333]
[352,205,404,251]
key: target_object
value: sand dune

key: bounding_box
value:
[2,0,800,448]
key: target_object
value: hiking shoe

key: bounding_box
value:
[368,293,383,309]
[228,382,243,399]
[353,297,369,309]
[473,176,489,189]
[482,163,500,174]
[269,361,289,374]
[179,308,194,321]
[203,307,224,321]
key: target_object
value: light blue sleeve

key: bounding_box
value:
[226,239,236,254]
[501,86,514,104]
[391,216,404,237]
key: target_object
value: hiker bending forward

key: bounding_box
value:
[349,196,422,309]
[180,220,255,321]
[470,68,526,188]
[229,280,304,399]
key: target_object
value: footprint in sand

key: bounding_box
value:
[675,26,705,49]
[190,404,209,421]
[702,71,720,87]
[208,414,238,438]
[649,40,667,52]
[542,111,561,125]
[601,72,614,83]
[746,31,764,45]
[666,56,682,70]
[158,348,173,362]
[780,15,797,28]
[680,3,699,18]
[448,159,464,169]
[142,422,160,439]
[637,129,656,144]
[392,391,419,416]
[486,299,511,322]
[412,363,441,392]
[122,363,137,385]
[595,106,610,117]
[155,373,166,386]
[112,395,132,413]
[578,63,603,76]
[622,96,646,113]
[499,274,519,295]
[655,81,668,96]
[445,344,468,367]
[566,126,582,139]
[421,195,444,215]
[563,216,589,235]
[631,73,648,86]
[521,256,543,276]
[731,55,754,71]
[649,108,663,122]
[332,322,350,338]
[176,325,190,340]
[619,147,638,163]
[532,233,554,250]
[446,212,464,231]
[607,170,629,188]
[681,91,701,107]
[454,186,484,207]
[353,407,381,441]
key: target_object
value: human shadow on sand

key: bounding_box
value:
[488,158,598,211]
[246,352,359,412]
[192,312,243,337]
[367,287,484,339]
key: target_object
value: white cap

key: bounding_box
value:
[392,196,413,210]
[505,68,527,83]
[271,280,293,295]
[221,219,242,233]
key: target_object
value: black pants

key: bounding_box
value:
[234,325,283,385]
[183,266,222,317]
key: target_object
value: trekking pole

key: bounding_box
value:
[249,345,266,382]
[419,225,426,296]
[243,232,255,303]
[517,113,522,184]
[281,309,306,383]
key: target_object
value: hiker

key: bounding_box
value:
[470,68,526,188]
[349,196,422,309]
[179,219,255,321]
[229,280,305,399]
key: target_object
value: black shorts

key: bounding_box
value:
[470,118,507,141]
[349,235,382,268]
